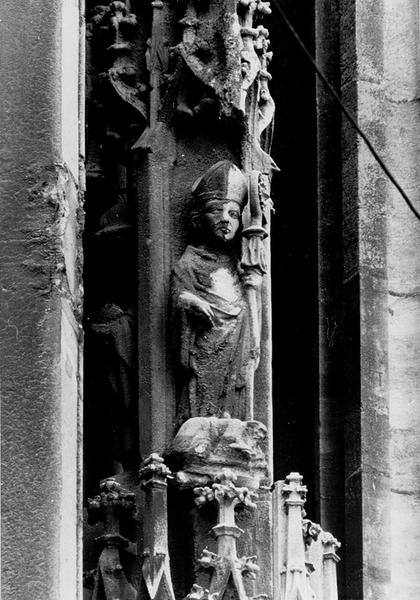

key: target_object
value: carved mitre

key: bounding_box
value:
[167,416,268,490]
[192,160,248,208]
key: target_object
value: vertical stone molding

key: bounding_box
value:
[139,454,176,600]
[383,2,420,598]
[314,0,344,545]
[0,1,83,599]
[320,0,420,597]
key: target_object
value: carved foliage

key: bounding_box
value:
[140,452,173,488]
[194,468,258,510]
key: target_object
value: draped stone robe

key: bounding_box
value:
[172,244,251,422]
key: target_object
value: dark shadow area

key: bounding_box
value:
[269,0,318,513]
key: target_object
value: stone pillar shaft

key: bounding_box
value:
[315,0,420,597]
[0,1,83,598]
[315,0,345,544]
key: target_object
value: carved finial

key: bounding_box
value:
[321,531,341,562]
[86,477,137,598]
[87,477,136,524]
[282,472,308,507]
[91,1,137,51]
[90,0,147,123]
[139,453,172,489]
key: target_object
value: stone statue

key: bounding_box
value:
[172,160,255,422]
[91,302,137,473]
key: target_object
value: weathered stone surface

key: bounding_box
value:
[316,0,420,597]
[171,161,266,423]
[0,2,83,598]
[169,416,268,490]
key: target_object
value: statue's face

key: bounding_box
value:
[201,200,242,244]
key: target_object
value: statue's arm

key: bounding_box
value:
[178,290,215,327]
[172,255,214,328]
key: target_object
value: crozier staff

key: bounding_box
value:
[172,160,258,422]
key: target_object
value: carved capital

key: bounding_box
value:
[140,453,172,489]
[212,524,244,538]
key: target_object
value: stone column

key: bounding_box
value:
[0,1,83,598]
[315,0,345,546]
[339,1,390,598]
[334,0,420,597]
[383,1,420,597]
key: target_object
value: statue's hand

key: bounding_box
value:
[179,292,215,327]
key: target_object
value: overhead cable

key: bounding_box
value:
[273,0,420,222]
